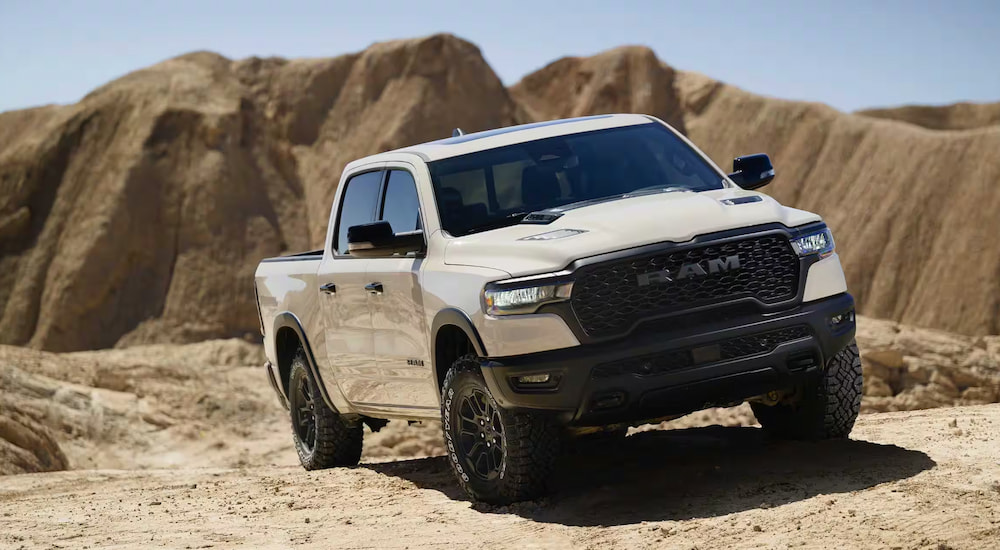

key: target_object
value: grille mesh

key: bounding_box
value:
[571,234,799,338]
[591,325,812,379]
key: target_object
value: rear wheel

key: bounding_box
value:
[752,342,863,439]
[288,350,363,469]
[441,355,559,504]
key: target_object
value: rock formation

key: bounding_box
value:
[857,101,1000,130]
[1,34,998,351]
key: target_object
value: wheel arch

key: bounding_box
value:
[431,308,487,391]
[272,312,339,413]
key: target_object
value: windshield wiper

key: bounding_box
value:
[552,186,696,212]
[622,185,692,197]
[465,212,529,234]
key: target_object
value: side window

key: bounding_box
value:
[380,170,421,233]
[334,170,383,255]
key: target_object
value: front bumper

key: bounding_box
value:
[480,293,856,426]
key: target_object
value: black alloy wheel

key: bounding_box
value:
[441,354,559,504]
[291,371,318,455]
[453,388,506,480]
[287,350,363,469]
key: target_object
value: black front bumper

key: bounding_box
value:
[480,293,856,426]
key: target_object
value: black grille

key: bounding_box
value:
[591,325,811,379]
[571,234,800,338]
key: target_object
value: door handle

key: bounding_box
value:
[320,282,337,294]
[364,282,383,295]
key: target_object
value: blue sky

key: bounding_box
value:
[1,0,998,114]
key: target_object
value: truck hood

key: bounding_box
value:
[443,188,821,277]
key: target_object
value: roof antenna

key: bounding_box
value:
[452,128,464,137]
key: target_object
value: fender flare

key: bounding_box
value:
[430,308,488,384]
[272,312,339,413]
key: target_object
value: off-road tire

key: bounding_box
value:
[288,350,363,469]
[751,342,863,440]
[441,354,559,504]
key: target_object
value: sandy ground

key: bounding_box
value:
[3,404,998,550]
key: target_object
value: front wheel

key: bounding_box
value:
[752,342,863,439]
[288,350,363,469]
[441,355,559,504]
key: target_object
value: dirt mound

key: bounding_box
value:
[0,340,295,474]
[510,46,686,131]
[515,57,1000,336]
[4,315,998,476]
[2,34,999,352]
[857,101,1000,130]
[856,315,1000,411]
[671,72,1000,336]
[0,340,452,475]
[0,406,68,475]
[0,34,522,352]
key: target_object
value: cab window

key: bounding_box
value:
[334,170,383,255]
[380,170,421,233]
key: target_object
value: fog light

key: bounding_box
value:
[592,391,626,410]
[830,310,855,327]
[517,374,551,384]
[510,372,561,391]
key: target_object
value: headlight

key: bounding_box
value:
[483,281,573,315]
[790,227,835,257]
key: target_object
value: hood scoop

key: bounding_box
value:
[720,196,763,206]
[520,211,564,224]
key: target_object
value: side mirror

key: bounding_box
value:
[347,221,424,258]
[728,153,775,190]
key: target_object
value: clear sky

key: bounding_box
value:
[1,0,998,114]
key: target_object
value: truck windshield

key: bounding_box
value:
[428,123,725,236]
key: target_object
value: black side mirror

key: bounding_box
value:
[347,221,424,258]
[728,153,775,190]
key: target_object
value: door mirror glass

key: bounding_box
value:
[728,153,775,190]
[347,221,424,258]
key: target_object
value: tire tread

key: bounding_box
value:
[290,350,362,469]
[441,354,558,504]
[752,342,863,439]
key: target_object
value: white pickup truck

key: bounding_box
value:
[254,114,861,504]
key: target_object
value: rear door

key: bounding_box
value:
[365,167,438,414]
[316,168,382,407]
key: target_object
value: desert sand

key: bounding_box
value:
[1,315,998,548]
[2,405,998,549]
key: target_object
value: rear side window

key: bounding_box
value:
[334,170,383,254]
[380,170,421,233]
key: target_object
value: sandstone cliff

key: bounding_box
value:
[857,101,1000,130]
[515,51,1000,336]
[1,34,997,351]
[0,35,521,350]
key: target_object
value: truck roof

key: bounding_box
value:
[345,113,655,169]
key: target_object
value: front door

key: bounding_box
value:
[365,168,438,414]
[317,169,381,407]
